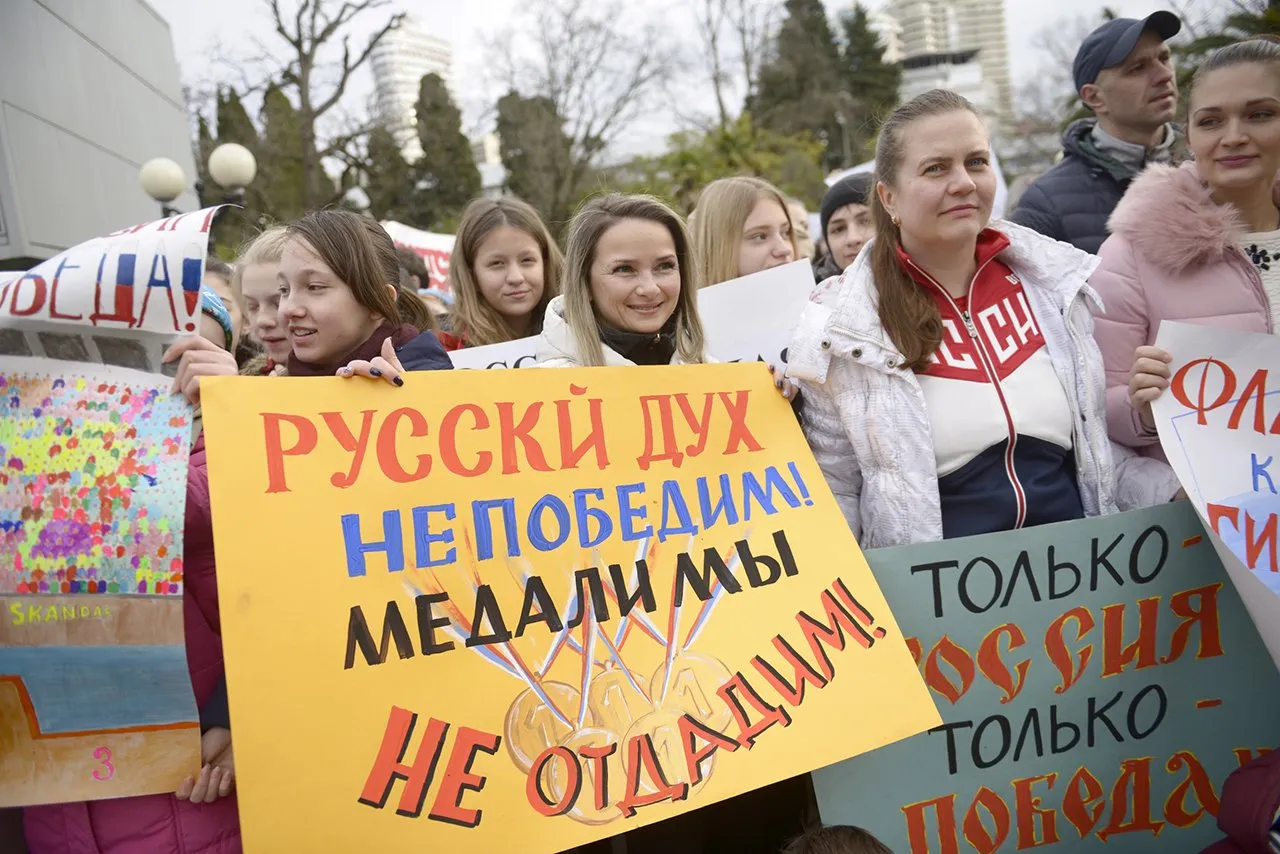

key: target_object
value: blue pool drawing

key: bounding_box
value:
[0,645,197,734]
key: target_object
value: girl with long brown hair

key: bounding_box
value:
[437,197,562,350]
[786,89,1179,548]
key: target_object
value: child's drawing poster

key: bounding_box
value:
[0,357,201,806]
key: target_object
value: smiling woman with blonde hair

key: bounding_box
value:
[536,193,708,367]
[690,176,797,287]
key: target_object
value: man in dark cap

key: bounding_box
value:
[1011,12,1182,253]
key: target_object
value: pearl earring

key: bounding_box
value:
[891,215,901,227]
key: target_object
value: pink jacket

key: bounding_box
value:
[23,435,241,854]
[1091,161,1274,461]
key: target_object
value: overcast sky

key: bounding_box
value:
[147,0,1188,157]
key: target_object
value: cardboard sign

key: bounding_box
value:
[0,207,224,373]
[447,260,815,370]
[0,360,200,806]
[382,220,455,291]
[200,363,940,852]
[1152,321,1280,671]
[812,503,1280,853]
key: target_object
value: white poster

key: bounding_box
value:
[381,220,455,291]
[1152,321,1280,670]
[448,259,815,370]
[0,207,222,374]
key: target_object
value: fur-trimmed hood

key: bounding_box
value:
[1108,161,1280,276]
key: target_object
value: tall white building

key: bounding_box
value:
[868,9,905,64]
[899,49,1001,125]
[370,17,454,162]
[882,0,1013,131]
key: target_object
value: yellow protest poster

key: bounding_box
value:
[200,363,940,852]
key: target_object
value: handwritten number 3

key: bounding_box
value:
[92,746,115,781]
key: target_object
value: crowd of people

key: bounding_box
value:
[13,9,1280,854]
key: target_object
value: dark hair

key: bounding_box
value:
[782,826,894,854]
[204,256,233,282]
[396,246,430,289]
[1189,36,1280,111]
[870,88,979,371]
[286,210,434,332]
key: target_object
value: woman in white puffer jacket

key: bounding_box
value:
[787,89,1182,549]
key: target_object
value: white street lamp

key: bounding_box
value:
[139,157,188,216]
[207,143,257,194]
[138,143,258,218]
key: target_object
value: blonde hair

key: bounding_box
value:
[231,226,290,317]
[562,194,707,367]
[448,197,563,347]
[690,176,797,288]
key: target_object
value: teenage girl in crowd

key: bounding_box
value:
[1093,38,1280,463]
[228,226,292,376]
[435,197,563,350]
[786,89,1180,549]
[812,173,876,284]
[691,176,797,287]
[274,210,452,377]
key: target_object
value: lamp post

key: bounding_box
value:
[137,158,187,218]
[139,143,258,217]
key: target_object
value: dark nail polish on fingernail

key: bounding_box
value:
[370,367,382,377]
[775,380,783,388]
[393,376,404,387]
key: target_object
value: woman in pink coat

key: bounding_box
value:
[22,324,244,854]
[1092,37,1280,463]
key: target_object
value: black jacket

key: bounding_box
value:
[1010,119,1178,255]
[811,251,843,284]
[397,329,454,371]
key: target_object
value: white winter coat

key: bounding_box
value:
[535,296,709,367]
[786,220,1182,549]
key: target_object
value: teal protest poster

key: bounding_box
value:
[813,504,1280,853]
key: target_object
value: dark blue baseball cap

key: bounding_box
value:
[1073,12,1181,92]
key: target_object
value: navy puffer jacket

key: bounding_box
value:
[1011,119,1150,255]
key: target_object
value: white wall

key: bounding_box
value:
[0,0,199,264]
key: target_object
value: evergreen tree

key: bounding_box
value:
[210,88,265,249]
[837,4,901,162]
[363,126,416,222]
[496,92,575,230]
[627,113,826,212]
[750,0,845,169]
[258,84,307,223]
[413,73,482,230]
[213,88,261,165]
[195,115,217,208]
